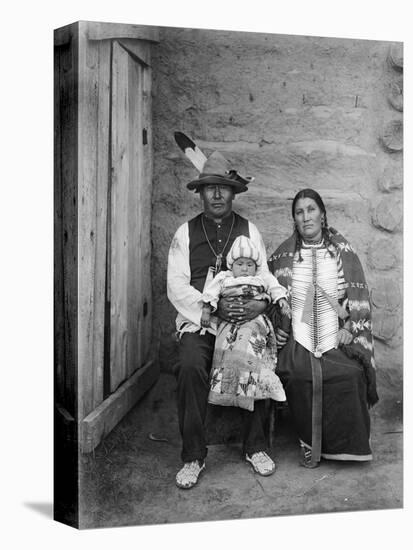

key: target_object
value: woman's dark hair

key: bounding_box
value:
[292,188,336,261]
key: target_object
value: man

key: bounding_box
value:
[167,150,276,489]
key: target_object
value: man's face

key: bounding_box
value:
[200,184,234,220]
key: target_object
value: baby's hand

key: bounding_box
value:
[278,298,291,318]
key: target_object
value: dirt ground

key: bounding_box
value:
[79,373,403,529]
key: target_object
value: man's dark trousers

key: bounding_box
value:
[176,331,268,463]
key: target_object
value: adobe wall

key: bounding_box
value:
[151,28,403,421]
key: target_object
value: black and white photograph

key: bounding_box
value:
[54,18,403,529]
[3,1,411,548]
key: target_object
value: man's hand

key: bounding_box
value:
[200,312,211,328]
[217,297,267,323]
[201,304,212,328]
[336,328,353,347]
[275,327,290,349]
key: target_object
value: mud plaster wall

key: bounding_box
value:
[150,28,403,421]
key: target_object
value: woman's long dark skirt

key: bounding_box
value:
[277,339,372,460]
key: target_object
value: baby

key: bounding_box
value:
[201,235,290,411]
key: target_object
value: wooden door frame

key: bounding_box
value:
[54,21,160,455]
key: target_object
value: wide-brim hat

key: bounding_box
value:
[186,151,252,194]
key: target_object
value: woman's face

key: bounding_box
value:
[293,197,324,242]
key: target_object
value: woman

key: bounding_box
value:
[268,189,379,468]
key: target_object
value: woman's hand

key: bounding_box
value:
[216,297,267,323]
[278,298,291,318]
[336,328,353,347]
[275,327,290,349]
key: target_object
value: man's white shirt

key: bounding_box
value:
[167,220,270,336]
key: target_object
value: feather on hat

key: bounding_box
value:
[174,132,254,194]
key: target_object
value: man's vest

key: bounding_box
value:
[188,212,249,293]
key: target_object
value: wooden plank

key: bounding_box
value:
[109,42,155,382]
[126,56,143,377]
[78,29,97,419]
[55,32,79,418]
[83,21,159,43]
[54,44,65,407]
[117,38,151,67]
[80,359,159,453]
[54,27,80,529]
[54,23,76,47]
[77,31,111,419]
[110,41,130,392]
[93,40,111,406]
[110,43,153,386]
[121,43,154,377]
[140,58,153,365]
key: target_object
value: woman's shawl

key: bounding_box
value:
[268,227,378,406]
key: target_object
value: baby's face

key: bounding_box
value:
[232,257,257,277]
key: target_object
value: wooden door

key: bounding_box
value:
[109,39,153,393]
[55,22,159,455]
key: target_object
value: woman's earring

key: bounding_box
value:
[321,217,326,228]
